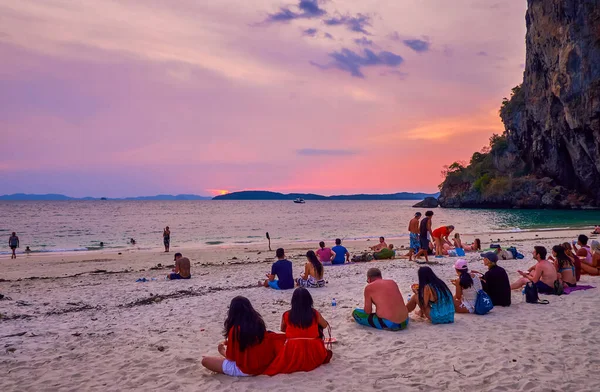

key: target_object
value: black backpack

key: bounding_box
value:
[524,282,549,304]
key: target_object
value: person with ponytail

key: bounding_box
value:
[451,259,483,314]
[549,245,577,287]
[297,250,326,288]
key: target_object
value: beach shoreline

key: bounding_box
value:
[1,228,600,391]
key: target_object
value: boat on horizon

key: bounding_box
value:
[293,198,305,204]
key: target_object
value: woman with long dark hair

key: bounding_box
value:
[406,266,454,324]
[562,242,581,281]
[451,259,483,313]
[264,288,331,375]
[550,245,577,287]
[297,251,325,288]
[201,296,282,376]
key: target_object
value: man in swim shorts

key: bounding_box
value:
[407,212,421,260]
[167,252,191,280]
[352,268,409,331]
[510,246,558,294]
[259,248,294,290]
[414,211,433,262]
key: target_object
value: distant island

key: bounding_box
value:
[213,190,439,201]
[0,193,212,201]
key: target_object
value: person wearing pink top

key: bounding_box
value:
[316,241,335,264]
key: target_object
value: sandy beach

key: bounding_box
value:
[2,229,600,392]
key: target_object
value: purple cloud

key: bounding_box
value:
[303,28,318,37]
[324,13,371,34]
[265,0,326,23]
[354,37,373,46]
[311,48,404,78]
[403,39,430,53]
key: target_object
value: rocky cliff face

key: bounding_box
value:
[439,0,600,209]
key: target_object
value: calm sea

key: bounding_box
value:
[1,200,599,255]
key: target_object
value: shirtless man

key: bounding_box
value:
[352,268,409,331]
[167,252,191,280]
[510,246,557,294]
[370,237,387,252]
[406,212,421,260]
[414,211,434,262]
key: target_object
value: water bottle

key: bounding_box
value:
[331,298,337,307]
[407,294,411,303]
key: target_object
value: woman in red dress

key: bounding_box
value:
[264,288,331,375]
[201,296,284,376]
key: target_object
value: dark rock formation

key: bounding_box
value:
[413,197,439,208]
[440,0,600,209]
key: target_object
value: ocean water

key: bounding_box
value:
[1,200,599,255]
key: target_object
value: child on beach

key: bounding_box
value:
[201,296,283,376]
[264,288,331,375]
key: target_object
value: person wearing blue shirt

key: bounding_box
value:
[331,239,350,265]
[259,248,294,289]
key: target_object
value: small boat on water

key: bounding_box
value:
[293,198,305,204]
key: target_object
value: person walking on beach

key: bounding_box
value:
[163,226,170,252]
[407,212,421,260]
[9,232,19,259]
[352,268,409,331]
[414,211,434,262]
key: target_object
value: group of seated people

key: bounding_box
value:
[201,288,332,377]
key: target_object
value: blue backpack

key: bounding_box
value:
[474,290,494,315]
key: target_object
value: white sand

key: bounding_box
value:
[1,229,600,391]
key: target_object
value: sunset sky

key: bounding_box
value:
[0,0,527,197]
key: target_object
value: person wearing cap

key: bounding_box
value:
[472,252,511,307]
[451,259,483,314]
[167,252,191,280]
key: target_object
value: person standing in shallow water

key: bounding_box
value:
[163,226,170,252]
[9,232,19,259]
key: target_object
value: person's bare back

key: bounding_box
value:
[176,257,191,278]
[364,279,408,323]
[408,218,419,234]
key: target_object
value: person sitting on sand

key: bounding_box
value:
[510,246,558,294]
[407,212,422,260]
[352,268,409,331]
[370,237,387,252]
[331,238,349,265]
[297,251,325,288]
[451,259,483,314]
[201,296,283,376]
[25,246,31,254]
[406,266,454,324]
[592,226,600,235]
[316,241,334,264]
[167,252,191,280]
[432,225,454,257]
[373,244,395,260]
[578,240,600,276]
[259,248,294,290]
[471,252,511,307]
[264,288,331,375]
[562,242,581,281]
[452,233,463,249]
[548,245,577,287]
[573,234,592,265]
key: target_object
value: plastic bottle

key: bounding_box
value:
[331,298,337,307]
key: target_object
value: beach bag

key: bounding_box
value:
[524,282,549,304]
[553,280,564,296]
[455,248,466,257]
[474,290,494,315]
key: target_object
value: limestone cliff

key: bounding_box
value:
[439,0,600,209]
